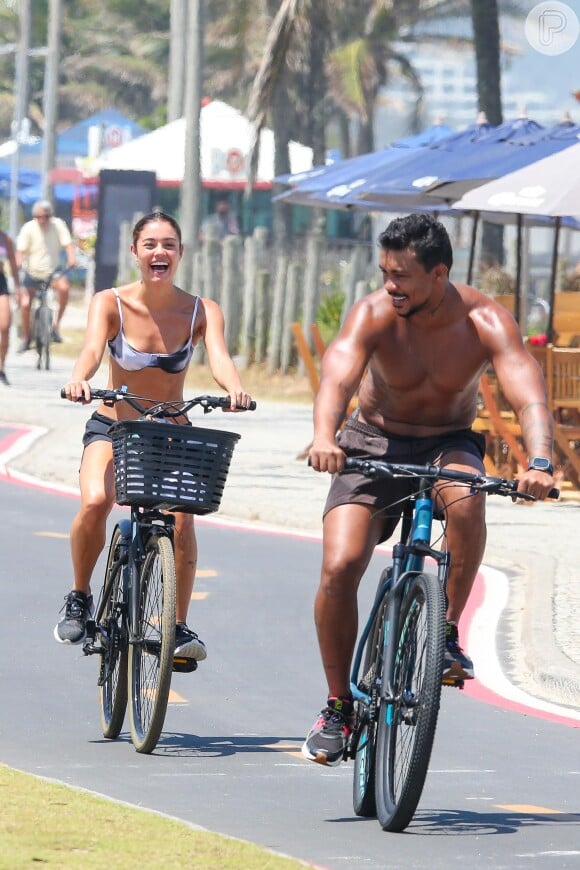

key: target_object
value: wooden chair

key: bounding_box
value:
[493,293,516,315]
[290,322,321,397]
[475,372,527,477]
[553,292,580,347]
[546,346,580,487]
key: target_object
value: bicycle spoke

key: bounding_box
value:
[375,573,445,832]
[99,526,128,739]
[129,535,176,754]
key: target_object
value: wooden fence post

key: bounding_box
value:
[221,235,242,353]
[280,261,300,373]
[267,253,289,374]
[201,231,220,302]
[341,245,367,323]
[254,269,269,364]
[301,218,325,368]
[240,235,257,366]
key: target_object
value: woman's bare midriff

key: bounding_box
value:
[97,359,189,421]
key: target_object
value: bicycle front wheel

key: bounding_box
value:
[128,534,176,754]
[352,568,390,818]
[375,572,445,832]
[98,526,128,739]
[34,306,52,371]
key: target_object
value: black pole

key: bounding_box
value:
[514,213,522,326]
[547,216,561,344]
[467,211,480,284]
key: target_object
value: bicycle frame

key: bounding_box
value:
[350,477,450,711]
[84,506,175,661]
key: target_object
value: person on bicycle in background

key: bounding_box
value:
[55,211,253,661]
[15,199,76,350]
[0,227,21,385]
[303,213,555,766]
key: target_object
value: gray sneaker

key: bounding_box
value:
[54,591,93,644]
[174,623,207,661]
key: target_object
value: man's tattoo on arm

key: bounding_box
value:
[519,401,554,456]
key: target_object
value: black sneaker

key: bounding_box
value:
[443,622,474,681]
[0,371,9,386]
[51,329,63,343]
[174,623,207,661]
[17,340,30,353]
[301,696,353,766]
[53,591,93,644]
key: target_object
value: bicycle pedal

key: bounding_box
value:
[172,657,198,673]
[442,675,464,689]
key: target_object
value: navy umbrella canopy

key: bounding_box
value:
[358,117,580,207]
[273,120,487,212]
[273,119,456,198]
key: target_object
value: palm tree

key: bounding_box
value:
[470,0,504,264]
[470,0,502,125]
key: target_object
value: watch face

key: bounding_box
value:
[530,458,552,472]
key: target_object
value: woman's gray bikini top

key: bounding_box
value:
[108,289,200,373]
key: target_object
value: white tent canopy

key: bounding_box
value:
[452,140,580,218]
[91,100,313,187]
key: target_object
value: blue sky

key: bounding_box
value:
[503,0,580,107]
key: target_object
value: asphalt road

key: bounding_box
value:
[1,474,579,869]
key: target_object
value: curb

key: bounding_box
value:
[519,551,580,710]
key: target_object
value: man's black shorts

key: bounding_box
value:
[324,414,486,542]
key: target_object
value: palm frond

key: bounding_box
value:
[245,0,303,190]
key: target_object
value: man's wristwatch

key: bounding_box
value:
[528,457,554,475]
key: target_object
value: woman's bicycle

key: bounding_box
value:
[61,386,255,753]
[344,457,559,832]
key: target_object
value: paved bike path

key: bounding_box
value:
[0,320,579,716]
[2,479,578,870]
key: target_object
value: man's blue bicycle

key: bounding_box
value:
[344,457,558,832]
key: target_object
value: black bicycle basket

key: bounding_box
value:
[111,419,240,514]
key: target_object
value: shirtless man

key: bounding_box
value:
[302,213,555,766]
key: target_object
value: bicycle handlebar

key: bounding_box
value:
[60,386,256,416]
[342,457,559,501]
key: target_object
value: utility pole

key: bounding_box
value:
[168,0,187,122]
[9,0,32,239]
[41,0,63,200]
[179,0,204,292]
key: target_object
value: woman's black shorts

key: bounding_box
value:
[82,411,116,448]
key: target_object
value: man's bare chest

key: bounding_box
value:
[372,325,487,394]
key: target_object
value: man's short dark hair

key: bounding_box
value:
[378,213,453,273]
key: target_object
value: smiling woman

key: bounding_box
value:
[55,211,253,661]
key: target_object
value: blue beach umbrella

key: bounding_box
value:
[358,118,580,207]
[275,115,494,211]
[273,119,456,193]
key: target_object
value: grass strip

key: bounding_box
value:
[0,764,306,869]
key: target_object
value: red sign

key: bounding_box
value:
[226,148,244,174]
[105,126,124,149]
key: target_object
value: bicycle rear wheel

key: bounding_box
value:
[128,534,176,753]
[98,526,128,739]
[352,568,391,818]
[375,572,445,832]
[34,306,52,371]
